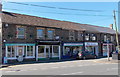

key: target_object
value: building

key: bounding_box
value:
[0,2,2,64]
[2,11,117,63]
[118,1,120,33]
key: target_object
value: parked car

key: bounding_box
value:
[76,51,97,60]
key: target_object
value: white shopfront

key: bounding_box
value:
[5,43,35,63]
[85,42,99,56]
[102,43,113,56]
[36,41,61,61]
[36,45,61,60]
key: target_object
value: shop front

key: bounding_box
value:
[102,43,113,57]
[5,43,35,63]
[62,43,83,59]
[85,42,99,56]
[36,41,61,61]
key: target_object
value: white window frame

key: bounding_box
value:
[85,34,90,41]
[37,45,46,58]
[69,30,75,41]
[104,35,107,42]
[25,46,35,58]
[37,29,44,39]
[52,45,59,57]
[16,26,25,38]
[111,36,114,42]
[6,46,17,60]
[47,30,54,39]
[78,32,83,41]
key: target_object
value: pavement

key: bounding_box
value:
[1,57,119,68]
[93,57,120,63]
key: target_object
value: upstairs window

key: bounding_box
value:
[69,30,75,41]
[111,36,114,42]
[78,32,83,41]
[37,28,44,39]
[16,26,25,38]
[47,30,54,39]
[85,34,90,41]
[104,35,107,42]
[91,34,96,41]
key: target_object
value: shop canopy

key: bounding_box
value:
[5,43,35,46]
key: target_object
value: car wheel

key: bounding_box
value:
[94,55,97,59]
[83,56,86,60]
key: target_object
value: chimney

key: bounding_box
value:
[110,24,113,29]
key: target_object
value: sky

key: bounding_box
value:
[2,1,119,29]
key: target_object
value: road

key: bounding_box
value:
[1,59,118,75]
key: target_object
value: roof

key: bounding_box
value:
[2,11,116,34]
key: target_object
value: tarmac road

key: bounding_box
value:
[1,58,119,75]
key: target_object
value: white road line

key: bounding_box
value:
[62,72,83,75]
[51,67,59,69]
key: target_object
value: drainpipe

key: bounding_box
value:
[0,1,2,65]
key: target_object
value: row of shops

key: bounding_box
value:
[4,41,114,63]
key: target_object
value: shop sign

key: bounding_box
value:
[5,43,35,46]
[103,43,113,45]
[64,43,83,46]
[85,42,98,46]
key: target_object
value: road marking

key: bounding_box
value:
[51,67,59,69]
[62,72,83,75]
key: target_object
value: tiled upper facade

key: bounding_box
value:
[2,11,119,45]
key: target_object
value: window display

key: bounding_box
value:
[52,46,59,57]
[38,46,45,58]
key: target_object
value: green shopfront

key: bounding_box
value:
[5,43,35,63]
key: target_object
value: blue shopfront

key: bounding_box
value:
[62,42,83,59]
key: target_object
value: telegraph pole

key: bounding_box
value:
[113,10,120,54]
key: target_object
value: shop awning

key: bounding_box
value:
[5,43,35,46]
[64,43,83,46]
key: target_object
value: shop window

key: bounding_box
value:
[7,46,16,58]
[16,26,25,38]
[103,45,107,56]
[37,29,44,39]
[24,46,26,56]
[64,47,70,56]
[27,46,33,56]
[47,30,54,39]
[38,46,45,58]
[64,46,83,56]
[69,30,75,41]
[52,46,59,57]
[85,34,90,41]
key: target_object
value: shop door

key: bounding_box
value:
[17,46,24,62]
[18,47,24,56]
[46,46,50,58]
